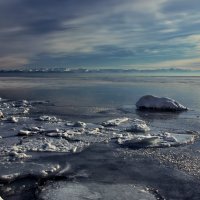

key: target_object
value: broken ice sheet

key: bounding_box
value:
[102,118,150,133]
[38,181,157,200]
[117,132,196,148]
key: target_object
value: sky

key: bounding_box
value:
[0,0,200,70]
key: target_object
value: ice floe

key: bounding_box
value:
[126,119,150,133]
[38,181,157,200]
[118,135,160,148]
[136,95,188,111]
[102,118,150,133]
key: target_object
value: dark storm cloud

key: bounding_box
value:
[0,0,200,69]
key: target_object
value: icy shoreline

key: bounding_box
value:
[0,97,199,200]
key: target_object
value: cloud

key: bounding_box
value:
[0,0,200,69]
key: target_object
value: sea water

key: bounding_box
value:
[0,72,200,200]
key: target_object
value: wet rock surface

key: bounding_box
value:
[136,95,188,111]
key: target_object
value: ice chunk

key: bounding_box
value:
[136,95,187,111]
[0,196,3,200]
[38,181,156,200]
[102,117,129,126]
[118,135,159,148]
[118,131,196,148]
[126,119,150,132]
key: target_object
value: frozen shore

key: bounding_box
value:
[0,96,199,200]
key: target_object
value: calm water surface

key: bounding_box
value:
[0,73,200,200]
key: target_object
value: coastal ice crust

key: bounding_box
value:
[0,97,197,185]
[136,95,188,111]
